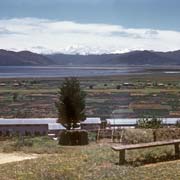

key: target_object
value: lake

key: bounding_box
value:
[0,66,147,78]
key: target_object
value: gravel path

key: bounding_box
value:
[0,153,38,164]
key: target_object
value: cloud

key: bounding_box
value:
[0,17,180,54]
[110,29,159,39]
[0,27,20,35]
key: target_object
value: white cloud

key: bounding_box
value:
[0,18,180,54]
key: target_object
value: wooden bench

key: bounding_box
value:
[112,139,180,165]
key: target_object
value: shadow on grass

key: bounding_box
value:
[115,154,179,167]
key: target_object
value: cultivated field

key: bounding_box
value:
[0,73,179,119]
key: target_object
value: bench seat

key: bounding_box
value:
[112,139,180,165]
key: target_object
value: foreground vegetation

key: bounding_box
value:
[0,136,180,179]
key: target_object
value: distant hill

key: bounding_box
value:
[0,49,54,66]
[46,54,119,65]
[46,50,180,66]
[108,50,179,65]
[155,50,180,62]
[0,49,180,66]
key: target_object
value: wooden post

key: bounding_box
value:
[111,130,114,143]
[96,129,100,142]
[119,150,125,165]
[120,129,124,143]
[153,130,157,142]
[174,143,179,158]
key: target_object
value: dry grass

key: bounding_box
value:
[0,137,180,179]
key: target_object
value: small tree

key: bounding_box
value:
[12,92,18,102]
[56,77,86,130]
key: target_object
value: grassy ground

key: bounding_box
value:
[0,137,180,180]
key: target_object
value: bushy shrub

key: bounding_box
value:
[132,148,174,166]
[59,130,88,145]
[34,131,41,136]
[25,131,32,136]
[155,128,180,141]
[116,85,121,89]
[3,144,17,153]
[88,132,97,142]
[89,85,94,89]
[15,137,33,149]
[119,128,180,145]
[175,120,180,128]
[137,117,162,129]
[121,129,154,144]
[23,139,33,147]
[3,137,33,152]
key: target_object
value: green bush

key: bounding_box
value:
[132,148,174,166]
[137,117,163,129]
[14,137,33,149]
[2,137,33,152]
[175,120,180,128]
[155,128,180,141]
[88,132,97,142]
[116,85,121,89]
[121,129,154,144]
[59,130,88,146]
[34,131,41,136]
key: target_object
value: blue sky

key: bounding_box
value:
[1,0,180,30]
[0,0,180,54]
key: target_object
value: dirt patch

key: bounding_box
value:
[0,153,38,165]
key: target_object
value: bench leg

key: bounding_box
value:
[119,150,125,165]
[174,143,179,158]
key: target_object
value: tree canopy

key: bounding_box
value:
[56,77,86,130]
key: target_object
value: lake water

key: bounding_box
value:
[0,66,146,78]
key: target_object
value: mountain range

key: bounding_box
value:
[0,49,180,66]
[0,49,51,66]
